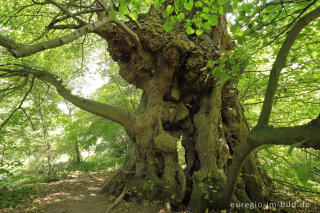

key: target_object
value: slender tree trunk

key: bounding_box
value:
[40,115,53,176]
[36,103,53,176]
[75,141,82,164]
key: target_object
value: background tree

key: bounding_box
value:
[0,0,319,212]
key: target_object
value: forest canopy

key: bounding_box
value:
[0,0,319,212]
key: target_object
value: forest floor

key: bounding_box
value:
[1,169,320,213]
[0,169,167,213]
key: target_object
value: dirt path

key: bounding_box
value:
[1,169,166,213]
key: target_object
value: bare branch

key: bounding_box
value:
[46,0,87,25]
[21,108,36,131]
[257,5,320,127]
[46,8,103,29]
[0,76,35,132]
[49,24,82,29]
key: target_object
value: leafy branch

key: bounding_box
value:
[0,65,136,134]
[217,5,320,208]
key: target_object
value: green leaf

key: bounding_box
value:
[287,142,303,155]
[166,5,174,14]
[129,12,138,21]
[200,13,209,20]
[219,6,224,15]
[218,0,227,5]
[164,21,173,32]
[195,1,203,7]
[237,36,245,45]
[203,21,211,30]
[231,65,240,72]
[184,0,194,11]
[162,11,169,19]
[186,26,195,34]
[108,9,117,21]
[208,15,218,26]
[170,15,178,24]
[243,3,253,13]
[184,19,192,28]
[119,5,128,15]
[177,12,185,21]
[296,163,312,184]
[154,0,161,8]
[196,28,204,36]
[230,23,240,34]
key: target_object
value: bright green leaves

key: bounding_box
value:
[231,64,240,73]
[208,15,218,26]
[296,163,312,185]
[160,0,226,34]
[166,5,174,14]
[119,4,128,16]
[288,142,303,155]
[266,4,282,13]
[108,9,117,21]
[186,27,195,35]
[154,0,161,8]
[196,28,204,36]
[195,1,203,7]
[163,5,174,18]
[217,0,227,4]
[205,48,249,82]
[183,0,194,11]
[164,21,173,32]
[129,11,138,21]
[177,12,185,21]
[230,22,241,34]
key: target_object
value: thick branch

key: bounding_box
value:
[1,66,135,132]
[217,114,320,208]
[250,115,320,150]
[257,5,320,127]
[0,17,109,58]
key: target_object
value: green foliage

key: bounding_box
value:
[0,185,35,208]
[205,48,249,82]
[154,0,240,33]
[0,0,319,208]
[258,146,320,197]
[67,154,125,172]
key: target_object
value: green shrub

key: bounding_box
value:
[0,185,35,208]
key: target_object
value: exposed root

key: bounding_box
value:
[106,187,127,213]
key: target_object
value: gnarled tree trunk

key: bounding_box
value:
[97,4,271,212]
[1,1,320,212]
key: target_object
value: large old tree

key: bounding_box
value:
[0,0,320,212]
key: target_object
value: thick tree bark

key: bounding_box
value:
[95,5,270,212]
[0,1,319,212]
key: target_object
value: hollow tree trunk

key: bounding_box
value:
[98,4,271,212]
